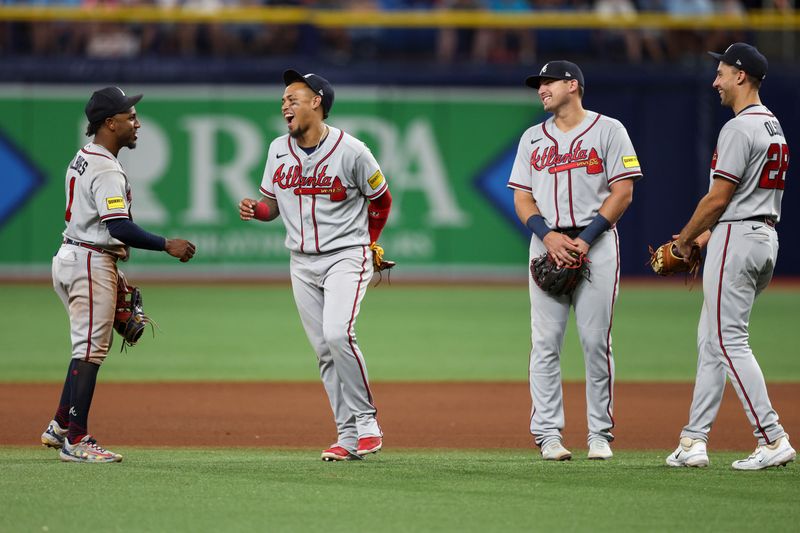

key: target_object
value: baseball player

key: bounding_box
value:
[666,43,795,470]
[239,70,391,461]
[40,87,196,462]
[508,61,643,460]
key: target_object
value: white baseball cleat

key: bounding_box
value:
[41,419,67,449]
[731,436,796,471]
[541,439,572,461]
[666,437,709,467]
[587,439,613,460]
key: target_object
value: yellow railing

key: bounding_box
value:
[0,6,797,30]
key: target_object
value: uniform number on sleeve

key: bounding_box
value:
[758,143,789,190]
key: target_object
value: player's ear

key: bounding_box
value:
[736,69,747,86]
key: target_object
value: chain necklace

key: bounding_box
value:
[314,124,329,153]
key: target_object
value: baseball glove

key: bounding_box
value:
[530,252,591,297]
[369,242,396,273]
[648,240,702,278]
[114,280,154,349]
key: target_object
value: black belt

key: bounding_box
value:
[554,227,586,239]
[63,238,110,255]
[719,216,776,228]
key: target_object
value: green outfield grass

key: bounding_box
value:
[1,447,797,532]
[1,284,798,382]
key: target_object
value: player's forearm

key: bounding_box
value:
[513,189,540,224]
[367,189,392,243]
[597,180,634,226]
[106,218,166,251]
[678,194,728,244]
[255,196,280,221]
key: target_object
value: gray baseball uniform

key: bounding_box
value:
[53,142,132,364]
[259,125,388,452]
[681,104,788,446]
[508,111,643,447]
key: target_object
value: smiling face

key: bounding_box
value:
[282,82,323,139]
[108,107,140,149]
[537,78,577,112]
[712,62,745,108]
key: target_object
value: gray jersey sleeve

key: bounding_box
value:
[712,124,749,184]
[508,133,533,192]
[93,171,130,223]
[604,125,643,185]
[353,144,388,200]
[259,141,278,199]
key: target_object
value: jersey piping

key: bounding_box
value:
[310,130,345,253]
[80,147,113,161]
[566,113,603,228]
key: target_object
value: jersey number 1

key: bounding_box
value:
[65,176,76,222]
[759,143,789,190]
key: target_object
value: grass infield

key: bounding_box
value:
[1,447,797,532]
[1,284,798,382]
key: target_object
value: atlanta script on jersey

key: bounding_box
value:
[508,111,643,229]
[259,126,388,253]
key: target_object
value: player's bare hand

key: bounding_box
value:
[543,232,582,267]
[239,198,258,221]
[573,238,590,256]
[674,237,698,264]
[165,239,196,262]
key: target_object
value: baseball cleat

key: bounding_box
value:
[321,446,361,462]
[59,435,123,463]
[666,437,709,467]
[587,439,613,460]
[731,436,796,471]
[541,439,572,461]
[356,436,382,456]
[41,420,68,449]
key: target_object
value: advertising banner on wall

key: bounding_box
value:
[0,85,542,278]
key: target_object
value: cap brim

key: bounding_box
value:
[126,94,143,108]
[283,69,306,87]
[112,93,142,116]
[708,51,724,61]
[525,75,544,89]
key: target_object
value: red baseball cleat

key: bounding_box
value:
[321,446,360,462]
[356,436,382,456]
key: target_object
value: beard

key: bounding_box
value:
[289,123,308,139]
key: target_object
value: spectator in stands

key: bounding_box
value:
[436,0,484,63]
[662,0,714,61]
[594,0,664,62]
[315,0,383,63]
[478,0,536,64]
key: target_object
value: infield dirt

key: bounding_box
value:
[4,382,800,450]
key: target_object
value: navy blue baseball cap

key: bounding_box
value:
[85,86,142,123]
[283,69,335,118]
[525,60,585,89]
[709,43,768,80]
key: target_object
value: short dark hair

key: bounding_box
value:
[85,120,103,137]
[745,73,762,89]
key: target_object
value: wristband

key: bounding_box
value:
[525,215,551,241]
[577,214,611,245]
[254,201,271,221]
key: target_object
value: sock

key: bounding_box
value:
[67,360,100,445]
[54,359,79,429]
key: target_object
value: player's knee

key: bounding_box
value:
[322,327,350,350]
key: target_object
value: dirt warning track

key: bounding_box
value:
[3,382,798,450]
